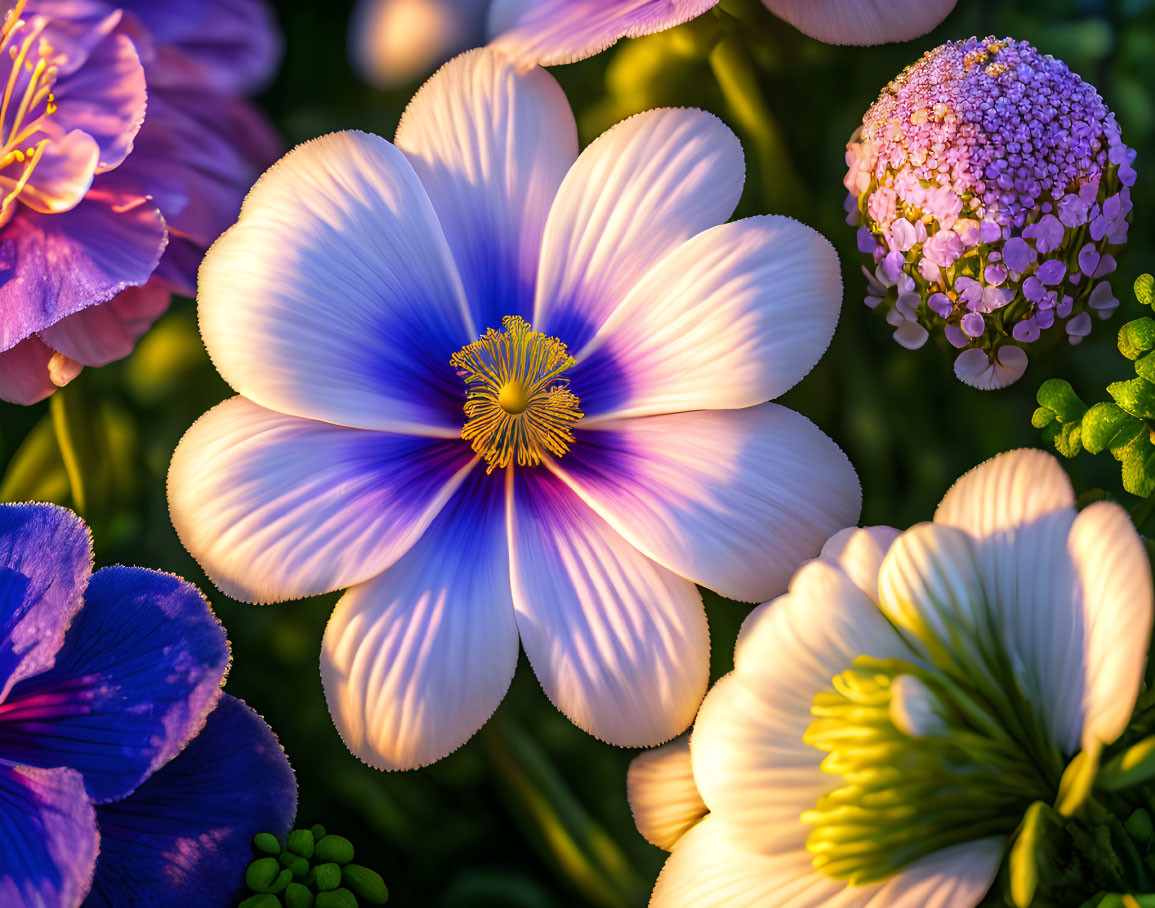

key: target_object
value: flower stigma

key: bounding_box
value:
[450,315,583,473]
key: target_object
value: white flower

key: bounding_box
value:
[629,448,1153,907]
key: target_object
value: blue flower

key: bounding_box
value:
[0,502,297,908]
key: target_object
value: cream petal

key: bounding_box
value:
[509,469,708,747]
[627,734,707,851]
[762,0,956,46]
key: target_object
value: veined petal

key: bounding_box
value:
[350,0,490,89]
[396,48,577,329]
[0,764,98,908]
[509,469,708,747]
[934,449,1075,536]
[168,396,477,604]
[534,107,744,352]
[573,217,842,420]
[0,502,91,703]
[627,734,707,851]
[488,0,718,67]
[321,468,517,770]
[1069,502,1153,749]
[691,558,904,854]
[763,0,957,46]
[88,696,297,908]
[550,403,860,603]
[0,566,229,804]
[649,816,1002,907]
[198,130,475,435]
[816,526,901,602]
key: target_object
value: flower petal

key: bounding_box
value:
[816,526,901,602]
[691,556,904,854]
[551,403,860,603]
[87,695,296,908]
[650,815,1002,907]
[0,192,167,352]
[0,336,59,405]
[350,0,490,89]
[38,280,171,368]
[0,566,228,803]
[396,48,577,330]
[627,734,706,851]
[953,345,1028,390]
[321,468,517,770]
[1068,502,1153,749]
[572,216,842,421]
[488,0,717,67]
[509,469,708,747]
[0,502,91,702]
[0,763,97,908]
[763,0,957,46]
[534,107,744,353]
[198,130,475,435]
[168,396,477,604]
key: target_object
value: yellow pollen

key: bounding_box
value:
[450,315,583,473]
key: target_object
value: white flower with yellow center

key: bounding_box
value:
[629,449,1153,906]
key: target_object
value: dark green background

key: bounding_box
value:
[2,0,1153,904]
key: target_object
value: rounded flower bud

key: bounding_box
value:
[846,36,1135,389]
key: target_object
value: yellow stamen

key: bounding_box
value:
[450,315,583,473]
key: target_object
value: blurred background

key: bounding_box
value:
[1,0,1153,904]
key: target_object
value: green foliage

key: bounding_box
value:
[240,828,388,907]
[1035,276,1155,497]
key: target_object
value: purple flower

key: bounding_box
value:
[350,0,956,88]
[846,36,1135,389]
[0,0,281,405]
[167,49,862,770]
[0,502,296,908]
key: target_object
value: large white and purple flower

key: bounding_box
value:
[628,449,1152,906]
[167,48,861,771]
[350,0,958,88]
[0,0,281,406]
[0,502,297,908]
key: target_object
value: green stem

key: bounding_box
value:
[50,390,86,515]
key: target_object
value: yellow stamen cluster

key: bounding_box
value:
[0,0,62,222]
[450,315,583,473]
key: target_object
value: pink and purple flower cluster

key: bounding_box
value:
[0,0,281,406]
[845,36,1136,389]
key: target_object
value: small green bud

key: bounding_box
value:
[342,864,389,904]
[1031,406,1056,429]
[246,857,282,893]
[310,824,327,840]
[315,835,354,865]
[269,868,293,894]
[1125,808,1154,847]
[315,889,358,908]
[314,862,342,891]
[1136,273,1155,308]
[252,833,281,856]
[285,881,316,908]
[288,828,316,859]
[286,855,310,880]
[239,896,281,908]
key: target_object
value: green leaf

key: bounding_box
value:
[1117,434,1155,498]
[1136,273,1155,309]
[1109,378,1155,420]
[1136,349,1155,383]
[1038,378,1089,422]
[1120,318,1155,360]
[1083,403,1145,454]
[1055,421,1086,458]
[1033,406,1057,429]
[1098,737,1155,790]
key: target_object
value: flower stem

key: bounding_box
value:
[50,389,85,515]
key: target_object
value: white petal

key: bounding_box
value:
[321,468,518,770]
[627,734,707,851]
[953,345,1028,390]
[168,397,476,603]
[199,130,474,435]
[488,0,718,67]
[395,49,577,329]
[650,816,1002,908]
[817,526,901,602]
[534,107,744,353]
[509,469,708,747]
[1069,502,1153,748]
[572,217,842,421]
[349,0,489,89]
[550,403,860,603]
[691,559,905,854]
[763,0,957,46]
